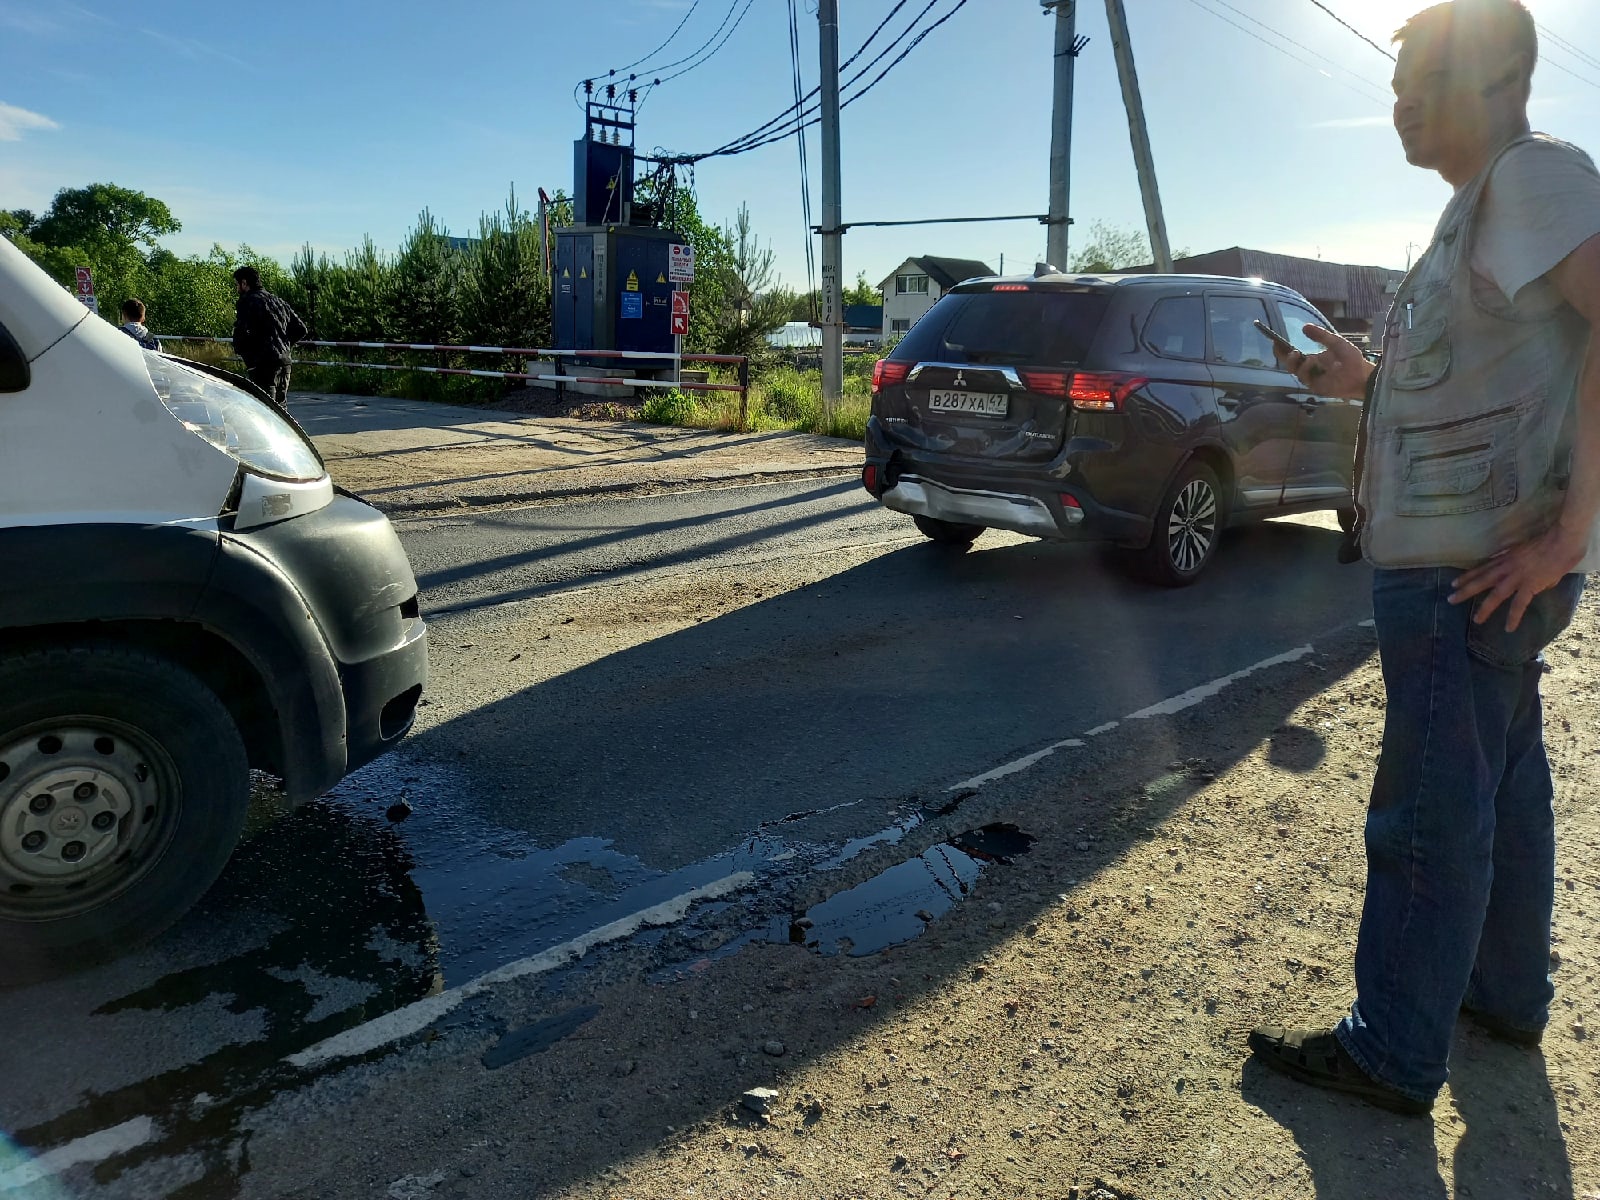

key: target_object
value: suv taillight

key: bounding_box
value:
[872,360,911,395]
[1069,372,1148,411]
[1020,371,1069,397]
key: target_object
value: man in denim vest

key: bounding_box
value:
[1248,0,1600,1115]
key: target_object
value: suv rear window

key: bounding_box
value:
[890,291,1109,367]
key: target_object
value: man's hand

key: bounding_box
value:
[1272,325,1375,401]
[1449,524,1589,631]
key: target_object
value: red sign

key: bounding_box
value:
[670,312,689,336]
[670,291,689,317]
[75,266,95,297]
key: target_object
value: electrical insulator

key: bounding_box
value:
[583,79,593,95]
[606,83,615,100]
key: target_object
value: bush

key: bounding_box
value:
[758,365,821,426]
[641,388,699,425]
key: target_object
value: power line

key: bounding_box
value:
[697,0,965,162]
[1538,53,1600,94]
[707,0,945,160]
[610,0,705,78]
[1179,0,1392,108]
[1304,0,1394,61]
[649,0,761,87]
[1203,0,1394,99]
[1538,21,1600,74]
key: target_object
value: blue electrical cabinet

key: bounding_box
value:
[553,225,682,367]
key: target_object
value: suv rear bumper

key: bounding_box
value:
[881,474,1074,538]
[864,419,1151,544]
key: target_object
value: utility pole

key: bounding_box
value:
[1044,1,1087,270]
[818,0,844,412]
[1104,0,1172,270]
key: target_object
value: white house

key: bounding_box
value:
[876,256,996,340]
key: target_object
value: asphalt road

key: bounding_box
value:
[0,478,1376,1198]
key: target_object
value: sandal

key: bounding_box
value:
[1248,1025,1432,1116]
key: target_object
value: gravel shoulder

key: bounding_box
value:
[238,580,1600,1200]
[294,391,861,514]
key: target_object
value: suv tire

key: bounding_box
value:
[0,645,250,985]
[1129,461,1223,587]
[913,515,984,547]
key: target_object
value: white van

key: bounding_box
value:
[0,236,428,983]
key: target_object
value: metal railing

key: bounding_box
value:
[155,337,752,428]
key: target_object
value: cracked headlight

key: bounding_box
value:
[144,352,325,483]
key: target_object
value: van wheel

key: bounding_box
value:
[0,645,249,986]
[913,515,984,547]
[1128,462,1223,587]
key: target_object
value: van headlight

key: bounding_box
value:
[144,353,325,483]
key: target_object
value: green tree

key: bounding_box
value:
[30,184,179,257]
[143,246,239,336]
[1068,221,1153,273]
[704,204,791,360]
[386,208,461,345]
[318,237,393,342]
[461,187,550,349]
[843,270,880,307]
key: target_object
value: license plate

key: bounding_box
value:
[928,390,1008,417]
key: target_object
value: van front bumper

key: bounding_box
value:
[199,494,429,802]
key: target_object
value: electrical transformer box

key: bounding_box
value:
[553,224,683,362]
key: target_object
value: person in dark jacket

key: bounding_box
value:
[117,298,160,349]
[232,265,307,408]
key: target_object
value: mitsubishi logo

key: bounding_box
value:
[953,371,968,388]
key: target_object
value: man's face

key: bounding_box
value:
[236,279,249,296]
[1391,31,1511,173]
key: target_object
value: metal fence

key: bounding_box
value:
[155,337,752,427]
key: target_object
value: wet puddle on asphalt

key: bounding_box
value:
[0,753,1033,1198]
[785,823,1035,956]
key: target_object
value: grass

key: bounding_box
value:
[649,359,872,442]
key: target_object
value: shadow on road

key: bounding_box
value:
[3,514,1449,1198]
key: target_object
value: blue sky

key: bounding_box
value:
[2,0,1598,292]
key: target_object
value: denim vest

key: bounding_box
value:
[1361,135,1595,569]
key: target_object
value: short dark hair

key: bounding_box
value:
[120,298,146,322]
[1395,0,1538,100]
[233,265,261,289]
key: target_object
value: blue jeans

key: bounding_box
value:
[1336,567,1583,1102]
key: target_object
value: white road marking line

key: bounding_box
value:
[947,643,1318,793]
[0,1117,155,1192]
[947,739,1086,791]
[286,871,754,1069]
[1125,645,1313,720]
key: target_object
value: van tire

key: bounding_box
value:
[913,515,984,547]
[1127,461,1223,587]
[0,645,249,986]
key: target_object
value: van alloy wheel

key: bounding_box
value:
[0,720,180,920]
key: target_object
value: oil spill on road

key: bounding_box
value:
[793,824,1035,956]
[661,824,1035,978]
[1,757,1013,1198]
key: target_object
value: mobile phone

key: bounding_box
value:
[1255,318,1325,377]
[1253,319,1297,354]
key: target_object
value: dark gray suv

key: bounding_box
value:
[862,272,1360,585]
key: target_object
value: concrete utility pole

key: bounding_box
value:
[1044,1,1082,271]
[1104,0,1173,271]
[818,0,844,412]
